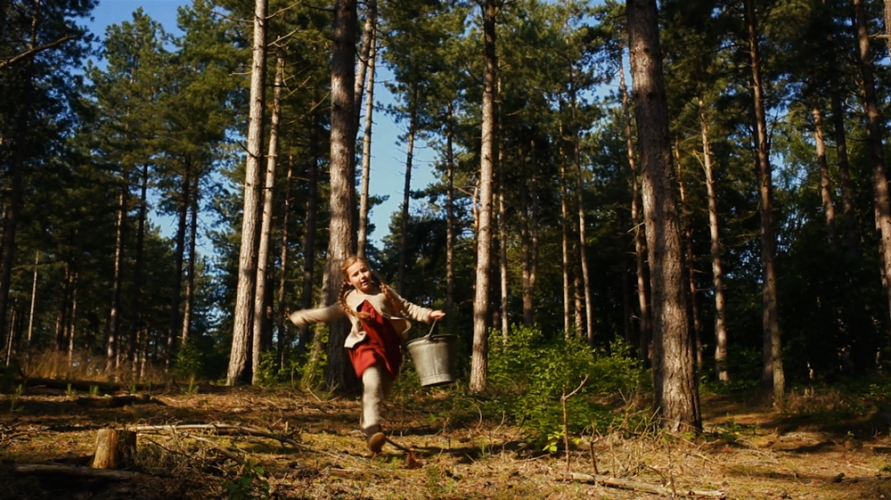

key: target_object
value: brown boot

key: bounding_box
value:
[364,425,386,454]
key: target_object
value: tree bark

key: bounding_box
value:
[811,98,838,251]
[853,0,891,333]
[398,93,418,296]
[446,104,455,317]
[92,429,136,470]
[619,53,651,363]
[252,52,284,385]
[166,162,190,372]
[470,0,497,393]
[276,156,293,369]
[744,0,783,401]
[559,144,572,339]
[357,29,377,258]
[128,164,149,376]
[325,0,359,392]
[825,39,858,259]
[26,251,37,351]
[499,132,509,344]
[106,187,126,373]
[66,273,78,368]
[181,173,199,345]
[700,98,729,383]
[675,142,702,371]
[228,0,268,386]
[627,0,701,431]
[299,105,320,349]
[569,75,594,345]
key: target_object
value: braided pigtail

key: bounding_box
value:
[376,277,403,316]
[339,280,370,320]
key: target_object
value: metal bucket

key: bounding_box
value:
[405,322,457,387]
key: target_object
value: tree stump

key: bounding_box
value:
[91,429,137,469]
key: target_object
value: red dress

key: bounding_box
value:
[348,300,403,379]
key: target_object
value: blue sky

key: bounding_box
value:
[87,0,438,249]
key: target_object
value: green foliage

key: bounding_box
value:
[222,461,271,500]
[700,347,762,394]
[66,384,77,399]
[488,324,644,447]
[254,351,281,387]
[9,384,23,412]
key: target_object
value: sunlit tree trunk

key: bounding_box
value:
[228,0,268,386]
[446,104,455,317]
[181,174,199,345]
[106,187,126,372]
[744,0,783,401]
[676,142,702,371]
[628,0,700,431]
[26,251,37,352]
[619,54,651,363]
[811,97,838,251]
[128,164,149,377]
[166,162,190,373]
[853,0,891,331]
[398,91,418,295]
[67,273,78,368]
[470,0,497,393]
[498,116,509,342]
[700,98,728,383]
[299,106,321,349]
[559,145,572,339]
[252,53,284,385]
[568,89,594,345]
[357,34,376,258]
[276,156,293,369]
[325,0,359,392]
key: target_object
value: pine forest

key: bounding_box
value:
[4,0,891,497]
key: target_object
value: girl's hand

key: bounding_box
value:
[428,310,446,321]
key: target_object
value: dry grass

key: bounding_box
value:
[2,372,891,499]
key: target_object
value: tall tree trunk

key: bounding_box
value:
[398,95,418,295]
[353,0,377,132]
[811,97,838,251]
[519,146,533,327]
[181,173,199,345]
[106,187,127,372]
[470,0,497,393]
[357,32,377,258]
[299,106,321,348]
[67,273,78,368]
[628,0,701,431]
[700,98,729,383]
[276,156,293,369]
[252,53,284,385]
[325,0,359,392]
[166,163,190,373]
[569,78,594,344]
[885,0,891,60]
[559,141,572,339]
[744,0,783,401]
[128,163,149,377]
[26,251,37,351]
[0,96,26,356]
[675,142,703,371]
[228,0,268,386]
[498,113,509,343]
[446,104,455,317]
[619,53,652,363]
[54,263,69,353]
[853,0,891,332]
[826,42,858,258]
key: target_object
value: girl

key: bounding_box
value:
[288,255,446,453]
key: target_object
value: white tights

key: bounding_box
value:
[360,363,392,434]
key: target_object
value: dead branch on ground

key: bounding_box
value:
[556,472,726,498]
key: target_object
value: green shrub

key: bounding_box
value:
[488,324,645,446]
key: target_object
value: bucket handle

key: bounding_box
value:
[423,319,438,340]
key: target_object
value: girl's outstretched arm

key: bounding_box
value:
[288,304,345,327]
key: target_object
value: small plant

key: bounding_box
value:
[222,460,271,500]
[66,383,77,399]
[185,375,199,395]
[89,384,99,397]
[9,384,23,412]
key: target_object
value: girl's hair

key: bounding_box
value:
[338,256,402,320]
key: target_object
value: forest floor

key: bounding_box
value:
[1,379,891,499]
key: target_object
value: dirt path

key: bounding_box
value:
[2,386,890,499]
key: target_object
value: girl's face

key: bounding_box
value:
[346,260,374,294]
